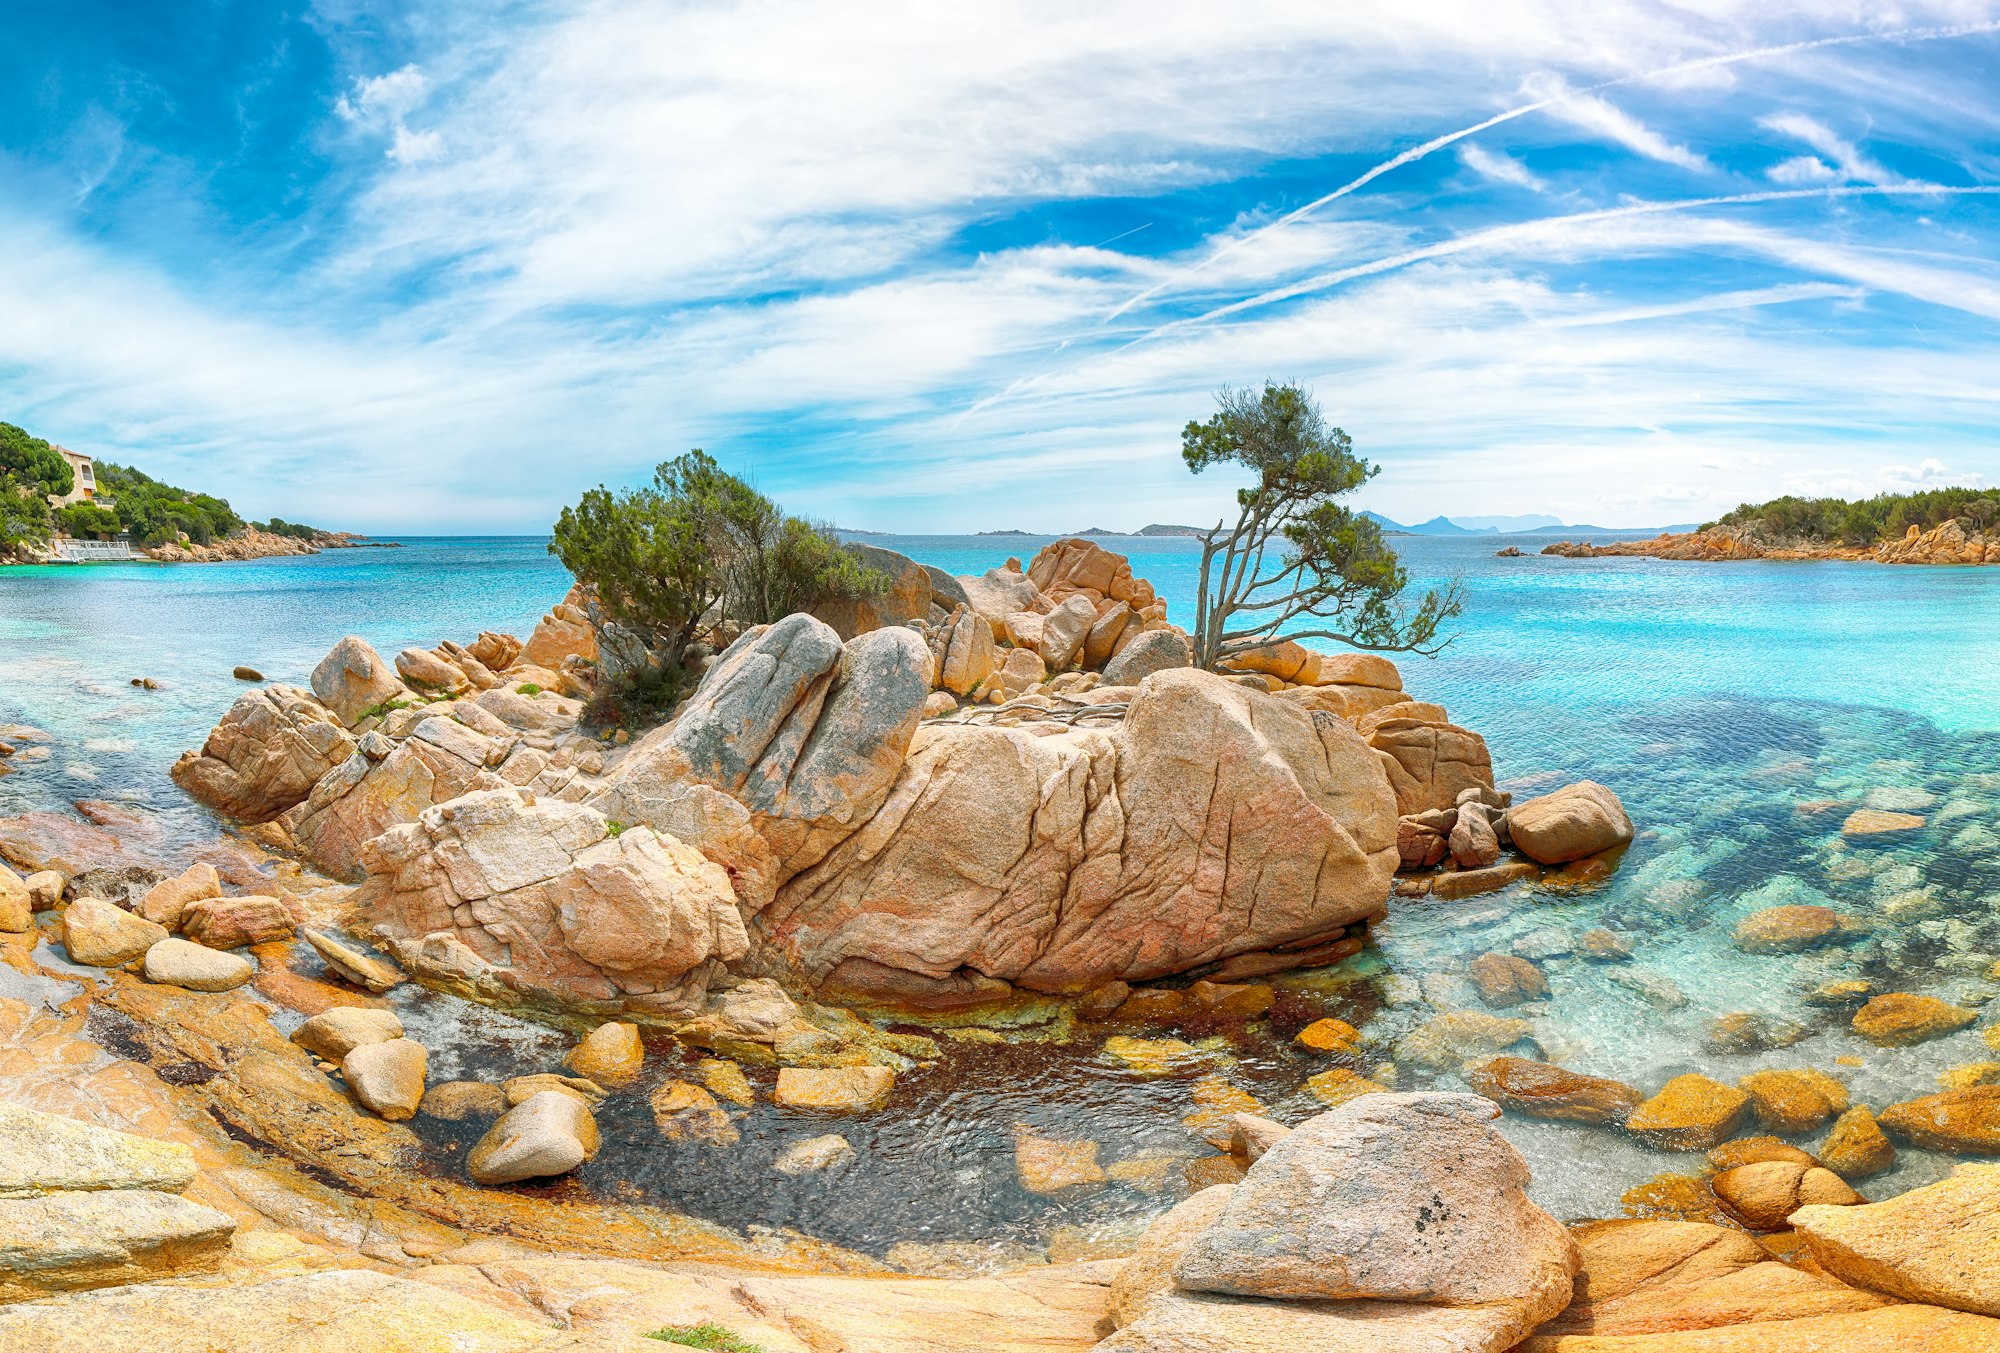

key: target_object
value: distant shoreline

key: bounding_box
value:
[1539,519,1997,567]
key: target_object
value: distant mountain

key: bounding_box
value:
[1137,523,1205,537]
[1363,511,1689,536]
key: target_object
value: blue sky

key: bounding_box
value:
[2,2,1998,533]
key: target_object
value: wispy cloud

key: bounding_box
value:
[1761,112,1900,184]
[1529,78,1710,171]
[1459,143,1547,192]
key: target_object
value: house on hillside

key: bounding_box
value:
[48,447,97,506]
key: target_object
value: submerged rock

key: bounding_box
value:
[1851,992,1978,1045]
[773,1133,855,1176]
[1739,1068,1849,1134]
[1468,953,1546,1008]
[1466,1057,1641,1126]
[1878,1087,2000,1152]
[773,1066,894,1113]
[1012,1125,1107,1197]
[1820,1106,1897,1178]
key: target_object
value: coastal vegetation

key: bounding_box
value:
[1182,382,1463,670]
[0,421,70,551]
[1708,486,2000,546]
[548,449,889,705]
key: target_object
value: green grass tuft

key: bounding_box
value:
[516,682,543,695]
[646,1325,765,1351]
[356,697,413,722]
[605,819,627,837]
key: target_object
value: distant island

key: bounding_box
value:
[1542,487,1999,566]
[1362,510,1698,536]
[0,419,382,565]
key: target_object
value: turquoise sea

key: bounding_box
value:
[5,533,2000,1237]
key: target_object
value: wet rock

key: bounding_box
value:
[1707,1011,1814,1053]
[1294,1018,1362,1054]
[1012,1125,1106,1197]
[697,1058,755,1107]
[649,1081,739,1146]
[136,862,220,928]
[342,1037,427,1121]
[290,1007,404,1061]
[1739,1068,1849,1134]
[1430,860,1540,899]
[1228,1114,1290,1164]
[1628,1075,1753,1151]
[0,1190,237,1302]
[1396,816,1449,869]
[0,1102,197,1195]
[419,1080,506,1121]
[773,1133,855,1175]
[1102,1035,1202,1077]
[1794,1165,2000,1314]
[1304,1067,1389,1108]
[232,665,263,681]
[501,1074,605,1107]
[1469,953,1547,1008]
[773,1066,894,1113]
[1841,808,1926,841]
[467,1090,600,1184]
[1735,905,1860,954]
[1183,1076,1263,1149]
[177,894,297,949]
[1171,1093,1576,1346]
[170,685,356,822]
[1878,1087,2000,1152]
[1852,992,1977,1045]
[141,937,253,992]
[61,897,168,967]
[1078,981,1132,1020]
[1182,980,1273,1019]
[1397,1011,1533,1070]
[1821,1106,1897,1178]
[1943,1064,2000,1091]
[1708,1137,1818,1170]
[1806,978,1876,1007]
[0,868,26,933]
[1713,1160,1861,1231]
[1466,1057,1641,1126]
[1118,988,1186,1023]
[308,636,406,725]
[304,929,403,992]
[566,1021,644,1088]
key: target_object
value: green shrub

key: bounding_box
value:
[516,682,543,696]
[357,697,412,722]
[647,1325,764,1352]
[604,819,627,837]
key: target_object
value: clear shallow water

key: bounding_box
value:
[10,533,2000,1249]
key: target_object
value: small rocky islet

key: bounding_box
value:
[0,537,1998,1349]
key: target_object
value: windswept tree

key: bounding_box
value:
[1182,383,1462,671]
[548,449,887,679]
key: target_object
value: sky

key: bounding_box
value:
[1,2,1998,534]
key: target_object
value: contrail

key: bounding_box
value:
[1141,183,2000,340]
[1101,18,2000,322]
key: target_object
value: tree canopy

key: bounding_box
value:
[548,450,888,680]
[1182,383,1461,670]
[95,462,244,546]
[1709,487,2000,545]
[0,422,70,550]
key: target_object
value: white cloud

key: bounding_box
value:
[1527,77,1710,172]
[1768,154,1839,185]
[1881,457,1987,488]
[1761,112,1900,184]
[337,65,444,166]
[1459,143,1547,192]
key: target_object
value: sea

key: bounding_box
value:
[4,532,1999,1248]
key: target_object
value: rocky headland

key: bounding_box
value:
[140,526,394,564]
[0,536,1996,1350]
[1541,516,2000,565]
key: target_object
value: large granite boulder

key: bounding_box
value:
[958,565,1045,638]
[812,542,962,638]
[523,583,597,669]
[282,716,511,880]
[169,686,356,822]
[357,787,747,1005]
[591,615,933,882]
[1174,1092,1576,1315]
[309,636,408,725]
[1102,629,1190,687]
[766,666,1397,996]
[1509,780,1634,864]
[1366,718,1495,816]
[1027,537,1158,609]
